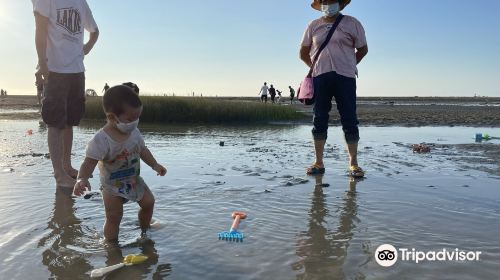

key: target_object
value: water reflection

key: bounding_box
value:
[37,187,171,279]
[38,187,92,278]
[293,176,361,279]
[102,241,170,279]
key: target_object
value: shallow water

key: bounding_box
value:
[0,120,499,280]
[356,101,500,107]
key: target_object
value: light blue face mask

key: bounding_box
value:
[321,3,340,17]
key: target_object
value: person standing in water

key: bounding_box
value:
[300,0,368,177]
[34,0,99,187]
[103,83,110,93]
[289,86,296,104]
[269,84,277,103]
[73,85,167,241]
[259,82,269,103]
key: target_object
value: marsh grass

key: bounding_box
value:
[84,96,304,124]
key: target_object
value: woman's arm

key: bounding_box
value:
[300,45,313,68]
[356,45,368,64]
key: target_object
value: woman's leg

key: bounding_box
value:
[346,143,359,166]
[311,72,335,168]
[332,74,360,166]
[103,191,124,242]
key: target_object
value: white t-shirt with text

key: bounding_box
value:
[34,0,98,73]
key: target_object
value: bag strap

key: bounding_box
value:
[308,14,344,77]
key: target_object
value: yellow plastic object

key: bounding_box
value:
[123,254,148,265]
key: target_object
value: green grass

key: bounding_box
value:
[84,96,305,124]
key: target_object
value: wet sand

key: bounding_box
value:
[2,95,500,126]
[293,97,500,127]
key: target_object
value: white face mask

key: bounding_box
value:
[321,3,340,17]
[116,118,139,134]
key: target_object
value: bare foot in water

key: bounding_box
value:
[65,167,79,179]
[55,172,76,188]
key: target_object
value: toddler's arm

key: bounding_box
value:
[74,157,98,196]
[140,147,167,176]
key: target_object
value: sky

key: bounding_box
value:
[0,0,499,97]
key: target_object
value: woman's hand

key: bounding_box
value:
[153,164,167,176]
[356,45,368,64]
[74,179,91,196]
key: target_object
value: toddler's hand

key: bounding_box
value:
[153,164,167,176]
[73,179,91,196]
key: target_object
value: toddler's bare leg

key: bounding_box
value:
[103,191,123,242]
[138,187,155,232]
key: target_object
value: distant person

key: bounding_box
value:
[259,82,269,103]
[103,83,110,93]
[269,85,277,103]
[0,89,3,96]
[301,0,368,177]
[85,89,97,97]
[289,86,296,104]
[276,90,282,103]
[73,85,167,241]
[34,0,99,187]
[122,82,140,95]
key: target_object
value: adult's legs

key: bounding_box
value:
[346,143,359,166]
[332,74,360,167]
[43,72,77,187]
[63,126,78,178]
[310,72,334,170]
[48,126,76,187]
[63,73,86,178]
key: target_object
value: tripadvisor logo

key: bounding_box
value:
[375,244,398,267]
[375,244,482,267]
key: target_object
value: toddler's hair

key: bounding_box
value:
[102,85,142,115]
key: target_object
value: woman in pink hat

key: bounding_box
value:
[300,0,368,177]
